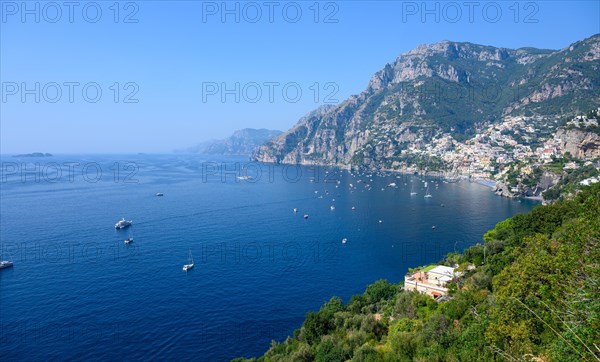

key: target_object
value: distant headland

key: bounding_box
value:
[12,152,53,158]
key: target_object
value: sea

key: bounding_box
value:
[0,154,537,361]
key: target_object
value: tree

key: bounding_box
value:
[365,280,397,304]
[315,336,345,362]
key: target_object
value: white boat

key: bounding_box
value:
[410,182,417,195]
[115,218,133,229]
[183,249,194,271]
[237,176,253,180]
[424,184,432,198]
[124,229,134,244]
[387,182,396,187]
[330,205,335,210]
[293,208,298,213]
[0,260,14,269]
[342,238,347,244]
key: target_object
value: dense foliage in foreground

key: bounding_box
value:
[235,184,600,362]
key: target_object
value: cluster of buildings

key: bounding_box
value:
[361,111,599,194]
[399,114,597,180]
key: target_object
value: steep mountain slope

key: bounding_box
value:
[186,128,282,155]
[255,35,600,168]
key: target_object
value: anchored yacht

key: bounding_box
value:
[115,218,133,229]
[0,260,14,269]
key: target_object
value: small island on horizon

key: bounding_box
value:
[12,152,53,158]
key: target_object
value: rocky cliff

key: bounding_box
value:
[494,170,562,199]
[255,35,600,168]
[555,128,600,159]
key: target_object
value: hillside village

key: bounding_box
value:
[392,109,600,200]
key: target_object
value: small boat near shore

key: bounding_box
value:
[424,184,432,198]
[0,260,14,269]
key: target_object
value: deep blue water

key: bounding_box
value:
[0,154,537,361]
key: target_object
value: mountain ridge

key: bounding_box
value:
[184,128,282,156]
[254,34,600,168]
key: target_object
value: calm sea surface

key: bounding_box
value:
[0,154,537,361]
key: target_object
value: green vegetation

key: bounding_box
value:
[393,154,447,172]
[504,162,543,189]
[562,109,600,135]
[522,166,544,187]
[235,184,600,362]
[543,164,600,201]
[421,264,436,273]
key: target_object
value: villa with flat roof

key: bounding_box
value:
[404,265,456,298]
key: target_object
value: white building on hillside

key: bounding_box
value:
[404,265,457,298]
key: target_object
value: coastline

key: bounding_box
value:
[253,159,550,203]
[473,178,497,189]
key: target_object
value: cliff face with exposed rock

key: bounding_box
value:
[555,128,600,159]
[494,171,563,199]
[254,35,600,168]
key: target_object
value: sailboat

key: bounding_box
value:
[424,183,432,198]
[182,249,194,271]
[410,179,417,195]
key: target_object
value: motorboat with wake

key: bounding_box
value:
[183,249,194,271]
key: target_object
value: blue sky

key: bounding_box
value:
[1,0,599,154]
